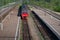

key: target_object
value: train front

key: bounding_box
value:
[21,5,29,20]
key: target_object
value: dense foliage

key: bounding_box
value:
[0,0,60,12]
[29,0,60,12]
[0,0,19,7]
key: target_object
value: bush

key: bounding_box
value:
[53,6,60,12]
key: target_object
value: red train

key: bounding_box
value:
[21,5,29,19]
[18,5,29,19]
[21,12,28,19]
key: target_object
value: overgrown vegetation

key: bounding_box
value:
[29,0,60,12]
[0,0,60,12]
[0,0,19,7]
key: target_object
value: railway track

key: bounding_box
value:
[18,5,31,40]
[22,19,31,40]
[0,5,19,40]
[31,11,59,40]
[40,8,60,20]
[32,5,60,20]
[0,4,17,23]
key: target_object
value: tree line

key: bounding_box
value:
[29,0,60,12]
[0,0,18,7]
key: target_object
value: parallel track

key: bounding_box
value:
[33,5,60,20]
[0,5,19,40]
[31,11,59,40]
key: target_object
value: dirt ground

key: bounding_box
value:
[27,13,42,40]
[0,6,19,40]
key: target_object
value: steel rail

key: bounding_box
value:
[22,19,31,40]
[31,11,59,40]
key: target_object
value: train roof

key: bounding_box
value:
[21,5,28,13]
